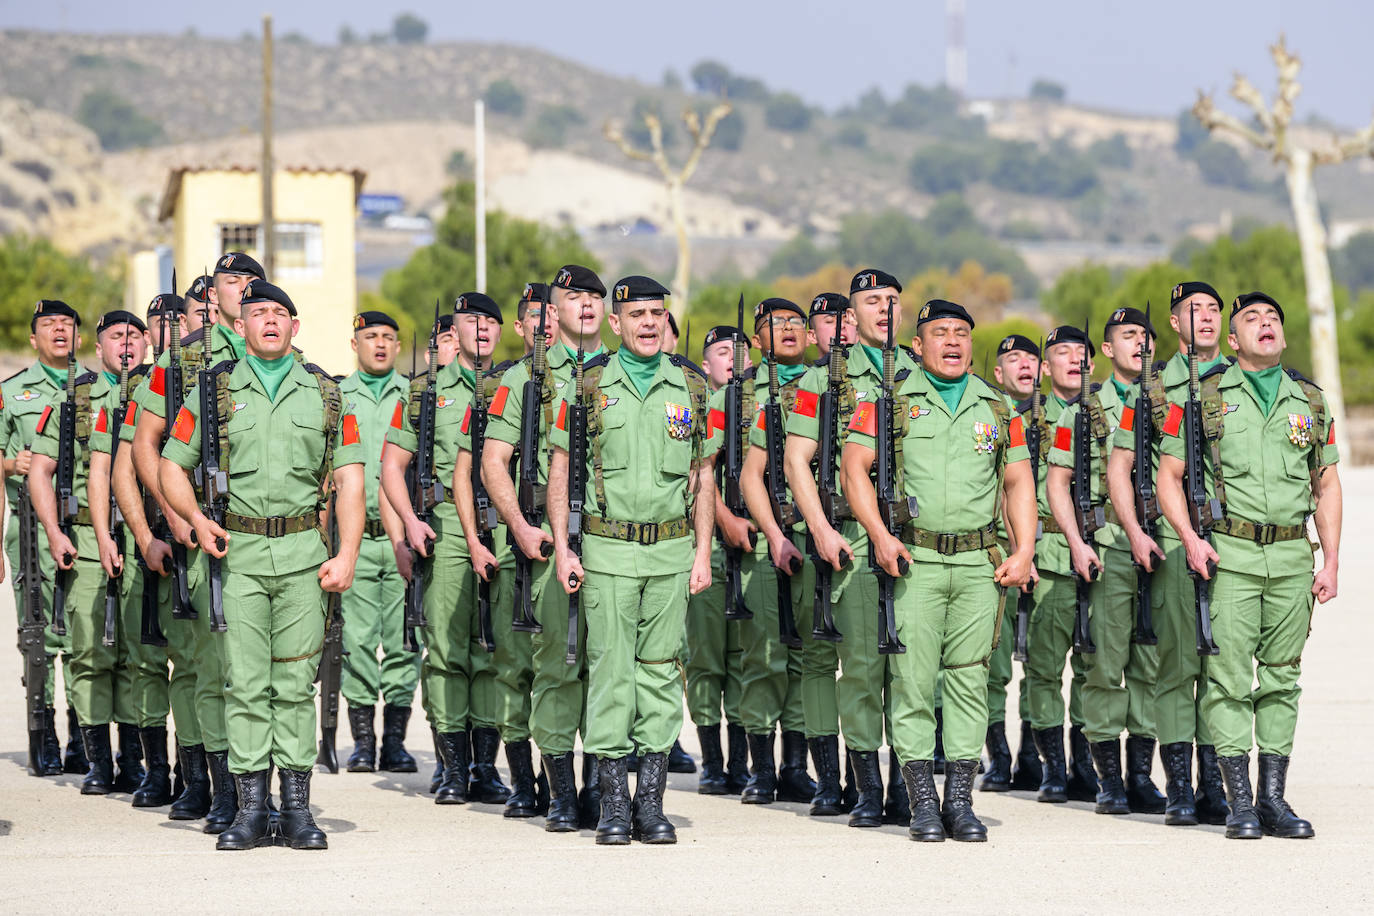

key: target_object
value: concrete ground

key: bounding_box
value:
[2,470,1372,914]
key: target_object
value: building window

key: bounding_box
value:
[275,222,323,279]
[220,223,258,255]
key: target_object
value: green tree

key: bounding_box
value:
[1175,107,1210,155]
[1192,139,1251,188]
[690,60,731,94]
[391,12,428,43]
[76,89,164,151]
[908,143,982,194]
[524,104,584,149]
[833,123,868,149]
[924,193,981,236]
[759,233,828,282]
[484,79,526,117]
[1334,231,1374,293]
[725,75,769,102]
[765,93,812,132]
[973,316,1048,380]
[1087,133,1133,169]
[1029,78,1066,102]
[886,83,961,130]
[712,109,746,151]
[0,235,123,349]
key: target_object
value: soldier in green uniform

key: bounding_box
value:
[1158,291,1340,839]
[1107,281,1231,826]
[685,324,751,795]
[2,299,83,776]
[31,309,151,795]
[1019,325,1099,804]
[1047,308,1166,814]
[337,310,419,774]
[382,292,507,807]
[843,298,1037,842]
[160,279,365,850]
[980,334,1042,792]
[548,274,717,845]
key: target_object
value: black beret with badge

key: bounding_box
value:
[612,275,671,303]
[850,268,903,295]
[1104,306,1156,338]
[753,297,807,322]
[809,292,849,318]
[146,293,184,320]
[703,325,748,350]
[1045,323,1096,357]
[435,314,454,334]
[1170,280,1222,309]
[997,334,1039,358]
[353,310,399,332]
[1231,291,1285,324]
[553,264,607,297]
[184,274,214,304]
[455,291,503,324]
[917,298,975,329]
[240,280,297,316]
[96,309,147,335]
[214,251,266,281]
[31,299,81,330]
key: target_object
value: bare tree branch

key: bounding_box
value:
[602,120,655,164]
[1192,91,1276,156]
[678,103,732,186]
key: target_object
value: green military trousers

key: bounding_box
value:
[116,551,172,728]
[188,555,229,752]
[1026,570,1089,731]
[7,521,72,707]
[1201,568,1312,758]
[65,553,130,726]
[221,565,325,773]
[833,563,891,752]
[986,586,1030,724]
[529,558,589,755]
[888,559,1000,763]
[1082,545,1160,743]
[1152,538,1212,746]
[488,566,533,743]
[582,570,688,758]
[418,542,497,734]
[340,533,419,709]
[685,568,743,727]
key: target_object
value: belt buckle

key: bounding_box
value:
[637,524,658,546]
[265,516,287,538]
[936,533,957,556]
[1255,523,1276,546]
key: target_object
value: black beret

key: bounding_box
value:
[184,275,213,304]
[455,292,503,324]
[147,294,184,320]
[435,314,455,334]
[353,310,398,332]
[612,275,671,303]
[997,334,1039,358]
[753,297,807,322]
[553,264,606,297]
[850,268,903,295]
[1171,281,1222,309]
[1045,324,1096,358]
[96,309,147,335]
[240,280,297,316]
[521,282,550,304]
[703,325,748,350]
[667,312,679,336]
[31,299,80,330]
[809,292,849,318]
[917,299,975,329]
[214,251,266,281]
[1231,291,1285,324]
[1104,306,1156,338]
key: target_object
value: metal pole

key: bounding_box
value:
[475,99,486,294]
[260,14,275,277]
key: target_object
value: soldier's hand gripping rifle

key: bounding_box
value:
[511,288,552,633]
[470,358,499,654]
[720,295,755,621]
[564,344,589,665]
[137,311,171,647]
[1070,317,1101,655]
[764,315,803,649]
[873,295,912,655]
[316,493,344,773]
[195,298,228,634]
[1182,304,1221,656]
[809,309,848,643]
[1012,340,1044,663]
[1130,303,1160,646]
[50,351,78,637]
[162,293,194,620]
[402,302,445,652]
[17,468,49,774]
[102,351,132,647]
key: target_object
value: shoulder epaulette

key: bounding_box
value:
[972,373,1004,396]
[894,368,912,382]
[583,351,614,371]
[304,362,335,384]
[128,363,152,382]
[1285,367,1319,388]
[1152,359,1168,374]
[1200,361,1230,381]
[209,359,237,376]
[667,353,705,379]
[812,356,828,368]
[738,365,758,382]
[1015,395,1033,414]
[332,374,345,383]
[180,328,206,348]
[74,370,98,387]
[2,367,26,384]
[900,345,919,364]
[1090,381,1102,394]
[484,359,517,380]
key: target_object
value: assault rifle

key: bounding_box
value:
[196,311,228,634]
[162,292,194,620]
[1069,317,1100,655]
[809,309,848,643]
[316,494,344,773]
[1012,340,1044,663]
[102,351,132,647]
[50,351,78,637]
[511,288,552,633]
[1182,304,1221,657]
[720,294,754,621]
[402,301,445,652]
[763,315,803,649]
[1130,304,1160,645]
[470,358,499,654]
[17,472,48,774]
[873,295,910,655]
[564,344,589,665]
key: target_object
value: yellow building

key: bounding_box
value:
[158,165,366,374]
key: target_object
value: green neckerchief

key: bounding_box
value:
[40,363,65,388]
[216,323,248,360]
[1111,376,1130,402]
[560,342,605,362]
[1051,393,1068,409]
[617,347,662,398]
[860,344,884,375]
[1199,354,1228,375]
[360,369,395,400]
[924,369,968,413]
[246,353,294,402]
[458,365,476,388]
[760,359,807,386]
[102,370,120,387]
[1242,365,1283,416]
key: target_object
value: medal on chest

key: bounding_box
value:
[972,420,999,454]
[665,402,692,440]
[1287,413,1313,447]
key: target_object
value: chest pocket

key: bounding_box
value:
[1218,415,1251,477]
[226,411,259,478]
[662,401,697,479]
[290,410,326,471]
[597,405,631,471]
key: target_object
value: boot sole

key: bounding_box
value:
[910,832,946,842]
[380,763,418,773]
[346,763,376,773]
[809,805,843,817]
[203,822,232,835]
[1037,794,1068,804]
[595,834,631,846]
[543,821,579,833]
[1165,810,1200,826]
[952,833,988,842]
[290,839,328,850]
[81,785,113,796]
[1095,803,1131,815]
[697,785,728,796]
[1129,802,1168,814]
[434,796,468,805]
[216,836,276,850]
[1225,828,1263,839]
[848,816,882,828]
[504,807,539,819]
[979,780,1012,792]
[132,795,174,808]
[740,795,774,805]
[168,808,210,820]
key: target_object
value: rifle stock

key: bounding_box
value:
[720,295,754,622]
[809,313,848,644]
[1130,304,1160,646]
[1182,304,1221,657]
[873,296,910,656]
[1070,318,1099,655]
[565,345,589,665]
[316,495,344,773]
[512,289,551,633]
[17,477,49,773]
[50,353,78,636]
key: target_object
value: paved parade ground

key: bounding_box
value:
[2,469,1372,914]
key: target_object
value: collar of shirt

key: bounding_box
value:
[227,355,316,401]
[342,367,406,403]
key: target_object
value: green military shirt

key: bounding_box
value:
[847,369,1028,566]
[134,323,247,420]
[550,349,719,578]
[383,359,472,558]
[1,362,68,509]
[32,370,117,561]
[161,359,364,576]
[1015,393,1069,574]
[454,362,517,568]
[1049,379,1128,553]
[339,369,409,523]
[89,366,150,560]
[1159,362,1337,577]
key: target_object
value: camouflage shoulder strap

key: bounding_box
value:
[891,367,913,495]
[73,372,97,465]
[1289,371,1329,498]
[405,376,426,430]
[669,353,710,518]
[1086,388,1112,502]
[578,352,615,516]
[209,360,238,497]
[1199,372,1228,515]
[305,364,343,507]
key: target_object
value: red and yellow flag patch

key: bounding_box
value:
[341,414,360,447]
[171,406,196,444]
[1119,406,1135,433]
[490,385,510,418]
[847,402,876,437]
[791,389,818,419]
[1008,415,1025,448]
[1052,426,1072,453]
[389,400,406,430]
[1162,403,1184,437]
[149,366,166,397]
[95,408,108,434]
[35,405,52,435]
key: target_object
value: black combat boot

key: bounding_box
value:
[1125,735,1167,813]
[79,724,115,795]
[632,752,676,844]
[429,727,444,794]
[434,731,469,805]
[1256,754,1314,838]
[113,723,146,793]
[842,747,858,812]
[933,707,946,775]
[203,750,239,834]
[741,732,777,804]
[536,766,550,815]
[697,724,727,795]
[541,752,579,832]
[1033,727,1068,803]
[132,726,174,807]
[468,727,511,803]
[1089,739,1131,815]
[807,736,843,816]
[626,744,640,773]
[1010,720,1042,790]
[215,770,273,850]
[1066,724,1098,802]
[1159,741,1198,826]
[503,740,540,818]
[980,721,1013,791]
[777,730,816,802]
[39,707,63,776]
[379,704,418,772]
[901,759,945,842]
[941,759,988,842]
[579,754,603,829]
[595,756,632,846]
[847,749,883,827]
[1195,744,1230,825]
[1217,754,1262,839]
[725,723,749,794]
[169,744,212,820]
[883,753,910,824]
[278,768,327,850]
[346,705,375,772]
[64,708,88,774]
[667,738,696,774]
